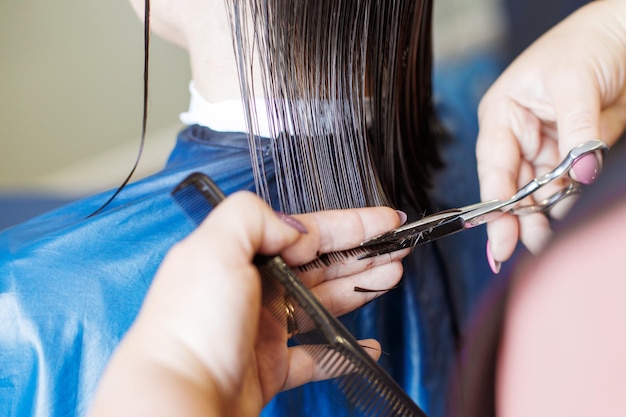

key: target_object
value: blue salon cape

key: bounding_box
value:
[0,57,498,417]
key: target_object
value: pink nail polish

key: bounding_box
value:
[396,210,408,225]
[276,212,308,234]
[571,153,600,185]
[486,240,501,275]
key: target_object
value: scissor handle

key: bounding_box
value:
[461,139,608,227]
[508,139,607,204]
[510,182,581,215]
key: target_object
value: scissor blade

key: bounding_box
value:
[357,214,466,259]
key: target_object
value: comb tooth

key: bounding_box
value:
[309,345,329,364]
[367,388,390,415]
[344,372,369,402]
[382,389,402,416]
[296,245,376,272]
[170,185,212,225]
[377,391,392,416]
[317,349,337,373]
[349,373,379,413]
[356,381,379,414]
[367,392,386,416]
[349,372,404,417]
[324,350,353,379]
[362,374,387,415]
[338,373,362,403]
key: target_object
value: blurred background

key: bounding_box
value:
[0,2,190,195]
[0,0,588,230]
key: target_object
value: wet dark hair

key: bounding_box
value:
[226,0,443,214]
[90,0,151,217]
[94,0,442,216]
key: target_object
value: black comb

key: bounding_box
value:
[170,172,428,417]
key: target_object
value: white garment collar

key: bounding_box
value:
[179,81,273,137]
[179,80,372,137]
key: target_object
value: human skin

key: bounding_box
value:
[129,0,263,102]
[476,0,626,269]
[87,192,407,417]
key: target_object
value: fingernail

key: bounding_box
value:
[276,212,308,234]
[396,210,408,225]
[486,240,501,274]
[571,153,600,185]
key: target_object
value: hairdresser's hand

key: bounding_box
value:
[87,192,406,417]
[477,0,626,271]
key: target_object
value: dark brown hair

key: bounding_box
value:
[226,0,443,214]
[97,0,442,216]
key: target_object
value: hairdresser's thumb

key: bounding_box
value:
[552,85,603,185]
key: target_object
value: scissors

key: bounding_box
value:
[358,139,609,259]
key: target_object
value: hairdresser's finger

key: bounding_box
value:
[476,101,525,264]
[520,142,565,208]
[146,193,283,327]
[189,191,302,263]
[548,72,604,184]
[282,339,381,391]
[279,206,404,267]
[310,260,404,316]
[295,245,409,288]
[517,211,552,255]
[150,192,303,376]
